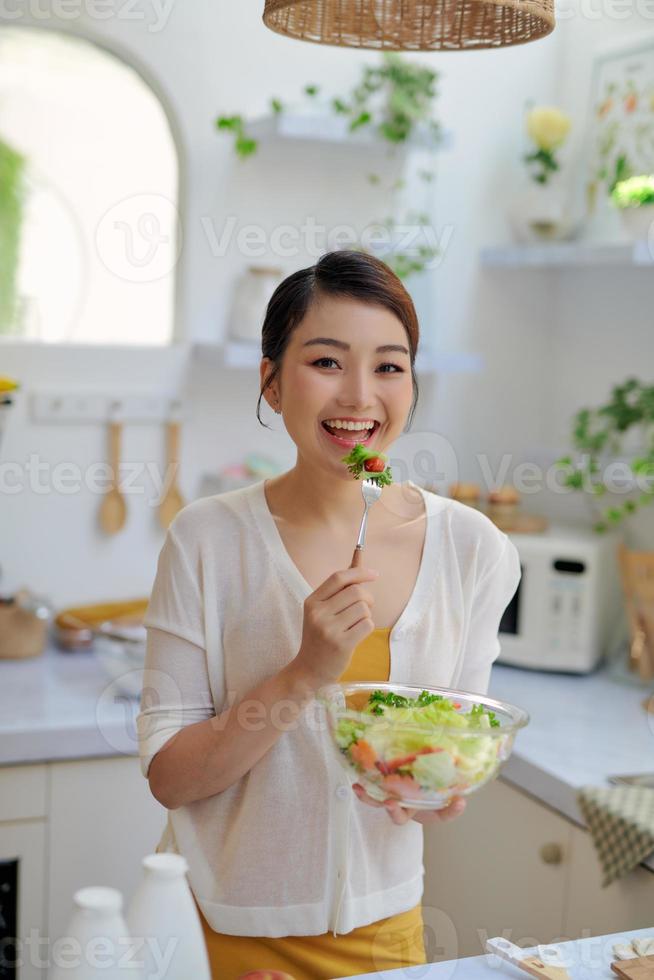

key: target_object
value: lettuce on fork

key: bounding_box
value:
[341,444,393,487]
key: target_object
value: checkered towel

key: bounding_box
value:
[577,786,654,886]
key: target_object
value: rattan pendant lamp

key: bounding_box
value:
[263,0,554,50]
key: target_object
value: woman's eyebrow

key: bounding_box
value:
[302,337,409,355]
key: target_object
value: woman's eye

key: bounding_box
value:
[311,358,403,373]
[312,357,339,368]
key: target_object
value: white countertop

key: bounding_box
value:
[1,642,141,763]
[1,644,652,869]
[335,927,654,979]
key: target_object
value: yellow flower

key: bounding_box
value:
[526,107,571,151]
[0,376,19,393]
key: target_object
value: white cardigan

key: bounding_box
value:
[137,479,521,938]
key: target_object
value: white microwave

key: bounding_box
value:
[497,526,623,673]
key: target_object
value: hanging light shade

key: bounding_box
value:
[263,0,554,51]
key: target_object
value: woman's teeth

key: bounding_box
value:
[322,420,375,431]
[321,420,377,444]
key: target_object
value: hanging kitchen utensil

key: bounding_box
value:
[158,400,185,530]
[263,0,554,52]
[98,402,127,535]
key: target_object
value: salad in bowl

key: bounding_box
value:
[318,683,529,810]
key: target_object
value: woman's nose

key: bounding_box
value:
[338,369,375,411]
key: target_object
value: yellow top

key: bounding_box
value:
[337,626,391,684]
[195,626,427,979]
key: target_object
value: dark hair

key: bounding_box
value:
[256,250,420,431]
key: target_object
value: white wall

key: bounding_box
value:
[1,1,652,608]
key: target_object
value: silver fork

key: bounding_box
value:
[350,478,383,568]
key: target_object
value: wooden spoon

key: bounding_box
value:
[158,418,185,529]
[99,420,127,535]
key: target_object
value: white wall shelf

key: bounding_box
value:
[193,340,483,376]
[247,112,451,152]
[480,241,654,268]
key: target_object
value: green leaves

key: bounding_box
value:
[0,138,26,334]
[555,378,654,530]
[524,147,559,185]
[612,173,654,208]
[215,115,258,158]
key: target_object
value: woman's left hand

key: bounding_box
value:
[352,783,466,825]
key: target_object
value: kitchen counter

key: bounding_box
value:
[335,927,654,978]
[1,645,652,868]
[489,662,652,824]
[0,642,141,764]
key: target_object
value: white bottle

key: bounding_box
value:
[126,853,211,980]
[48,886,142,979]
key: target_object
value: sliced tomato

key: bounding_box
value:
[379,745,443,774]
[349,739,377,771]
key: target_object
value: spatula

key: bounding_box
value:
[98,417,127,535]
[159,407,185,530]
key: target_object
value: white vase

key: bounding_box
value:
[48,886,140,980]
[619,204,654,245]
[227,266,283,344]
[126,854,211,980]
[508,177,577,243]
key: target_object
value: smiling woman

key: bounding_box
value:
[138,250,521,980]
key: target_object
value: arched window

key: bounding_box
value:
[0,28,179,345]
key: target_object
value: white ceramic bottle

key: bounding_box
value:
[126,853,211,980]
[48,886,142,979]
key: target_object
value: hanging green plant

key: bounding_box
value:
[214,54,442,280]
[215,53,441,158]
[555,378,654,532]
[0,138,26,334]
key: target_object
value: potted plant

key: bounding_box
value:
[611,174,654,243]
[509,105,576,243]
[555,378,654,532]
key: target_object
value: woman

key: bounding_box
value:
[137,250,521,979]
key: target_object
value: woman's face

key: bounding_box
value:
[261,294,415,478]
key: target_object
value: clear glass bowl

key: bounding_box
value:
[318,682,529,810]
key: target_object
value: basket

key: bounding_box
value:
[263,0,555,51]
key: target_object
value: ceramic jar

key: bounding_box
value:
[126,853,211,980]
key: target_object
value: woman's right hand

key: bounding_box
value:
[291,566,379,691]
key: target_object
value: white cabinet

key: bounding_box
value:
[423,778,573,959]
[47,756,166,942]
[423,778,654,960]
[564,822,654,937]
[0,756,166,979]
